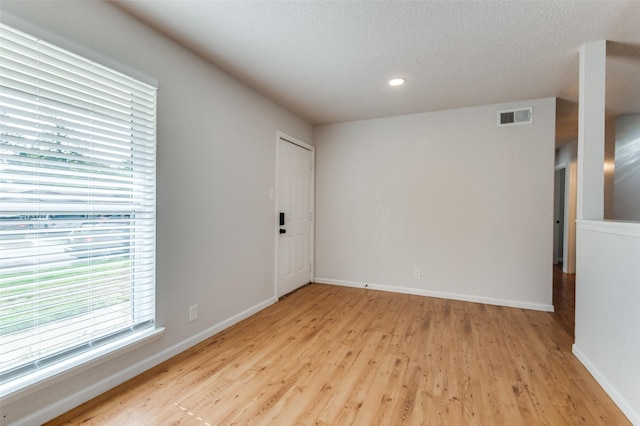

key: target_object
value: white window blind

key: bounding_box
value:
[0,24,156,385]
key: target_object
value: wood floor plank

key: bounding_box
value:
[46,284,630,425]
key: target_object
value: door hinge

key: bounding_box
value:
[310,160,313,170]
[309,211,313,221]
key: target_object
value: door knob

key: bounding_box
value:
[279,229,286,234]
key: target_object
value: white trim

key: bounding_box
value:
[577,219,640,238]
[7,297,276,426]
[554,161,568,171]
[277,131,314,152]
[315,278,554,312]
[564,160,578,274]
[0,327,165,405]
[274,131,315,298]
[572,344,638,425]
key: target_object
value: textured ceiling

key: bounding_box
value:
[113,1,640,130]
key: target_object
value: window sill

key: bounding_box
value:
[0,326,165,404]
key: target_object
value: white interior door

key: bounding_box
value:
[276,135,314,296]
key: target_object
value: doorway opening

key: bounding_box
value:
[552,162,577,337]
[553,168,566,264]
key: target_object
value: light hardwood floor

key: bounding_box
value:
[552,263,576,338]
[47,284,629,425]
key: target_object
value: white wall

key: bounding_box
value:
[314,98,556,310]
[0,2,312,424]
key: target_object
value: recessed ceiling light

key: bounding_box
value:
[388,78,406,86]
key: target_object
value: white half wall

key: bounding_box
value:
[574,221,640,424]
[0,2,312,424]
[314,98,556,310]
[573,40,639,425]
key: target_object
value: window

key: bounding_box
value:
[0,24,157,390]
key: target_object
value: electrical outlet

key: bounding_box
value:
[414,269,421,279]
[189,304,198,322]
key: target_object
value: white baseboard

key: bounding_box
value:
[315,277,554,312]
[13,296,277,426]
[572,344,638,425]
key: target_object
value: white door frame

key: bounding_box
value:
[563,160,577,274]
[554,161,577,274]
[274,131,315,297]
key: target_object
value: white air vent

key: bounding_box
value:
[497,107,532,126]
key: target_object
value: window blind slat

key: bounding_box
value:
[0,73,155,125]
[0,103,156,150]
[0,105,152,150]
[0,137,156,166]
[0,88,156,140]
[1,157,153,184]
[8,55,156,110]
[0,254,155,285]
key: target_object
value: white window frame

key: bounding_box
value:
[0,22,163,401]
